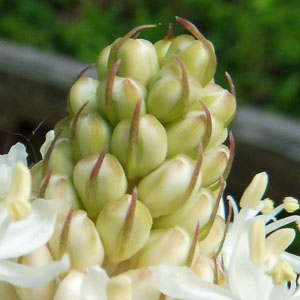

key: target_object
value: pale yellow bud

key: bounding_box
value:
[15,246,56,300]
[68,76,99,116]
[197,215,225,256]
[240,172,268,210]
[73,153,127,220]
[53,270,84,300]
[96,193,152,262]
[49,210,105,271]
[5,163,31,221]
[42,174,82,213]
[154,39,172,65]
[138,154,202,218]
[201,145,229,187]
[107,275,132,300]
[98,45,112,79]
[154,189,214,234]
[190,254,215,283]
[131,227,191,268]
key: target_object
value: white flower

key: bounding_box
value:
[40,130,55,159]
[0,144,70,288]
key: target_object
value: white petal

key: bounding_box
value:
[40,130,55,159]
[151,265,235,300]
[0,199,61,259]
[81,266,109,300]
[7,143,28,166]
[0,254,69,287]
[0,208,10,244]
[282,252,300,273]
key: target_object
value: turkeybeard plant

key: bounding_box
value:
[1,17,300,300]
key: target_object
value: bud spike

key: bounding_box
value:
[184,144,203,202]
[105,59,122,107]
[215,199,232,257]
[42,129,63,176]
[186,222,200,267]
[127,98,142,179]
[199,100,212,150]
[108,24,156,70]
[59,207,74,258]
[38,167,53,198]
[223,131,235,180]
[122,187,138,247]
[73,63,95,84]
[225,72,236,97]
[175,16,216,68]
[198,177,225,241]
[167,23,174,40]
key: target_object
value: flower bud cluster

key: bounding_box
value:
[27,17,237,299]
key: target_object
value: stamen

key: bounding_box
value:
[283,197,299,213]
[249,217,265,266]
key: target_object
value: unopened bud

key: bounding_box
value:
[49,210,105,271]
[138,154,202,217]
[96,193,152,262]
[68,77,99,116]
[15,246,56,300]
[107,275,132,300]
[73,152,127,220]
[131,226,191,268]
[190,254,215,283]
[53,270,84,300]
[98,45,112,79]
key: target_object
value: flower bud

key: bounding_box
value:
[195,82,236,125]
[96,192,152,262]
[15,246,56,300]
[53,270,84,300]
[42,174,82,213]
[111,110,167,180]
[73,152,127,220]
[68,77,99,116]
[201,145,230,187]
[154,189,214,234]
[30,161,43,197]
[71,112,111,161]
[54,117,71,138]
[147,60,202,123]
[154,38,172,66]
[49,210,105,271]
[44,138,74,177]
[98,45,112,79]
[123,267,161,300]
[138,154,202,217]
[107,274,132,300]
[166,110,226,158]
[97,67,147,125]
[197,215,225,256]
[130,227,191,268]
[107,38,159,86]
[190,254,215,283]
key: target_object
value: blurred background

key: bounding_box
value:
[0,0,300,250]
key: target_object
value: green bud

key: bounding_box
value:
[42,174,82,213]
[30,161,43,198]
[97,64,147,125]
[68,77,99,117]
[49,210,105,272]
[154,188,214,233]
[130,227,191,268]
[15,246,56,300]
[71,112,111,161]
[111,107,167,180]
[154,38,172,66]
[73,152,127,220]
[201,145,230,187]
[44,138,74,177]
[166,110,225,158]
[147,59,201,123]
[107,38,159,86]
[98,45,112,80]
[194,82,236,125]
[138,154,202,217]
[96,192,152,262]
[54,117,71,138]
